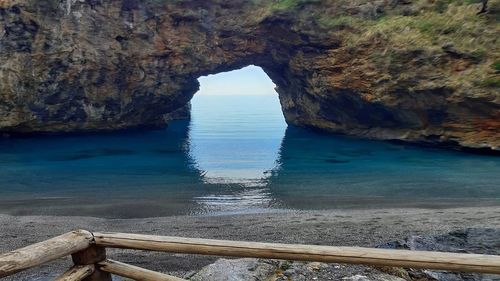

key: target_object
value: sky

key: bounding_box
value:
[196,65,277,96]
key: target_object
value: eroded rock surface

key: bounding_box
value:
[190,258,277,281]
[0,0,499,151]
[188,258,407,281]
[380,228,500,281]
[189,229,499,281]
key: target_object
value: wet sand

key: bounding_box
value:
[1,206,500,280]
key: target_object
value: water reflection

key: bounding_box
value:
[266,126,500,209]
[186,94,287,211]
[0,114,499,218]
[193,188,279,215]
[187,95,286,185]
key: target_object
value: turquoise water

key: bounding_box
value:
[0,95,499,218]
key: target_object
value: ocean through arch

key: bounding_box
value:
[188,65,288,186]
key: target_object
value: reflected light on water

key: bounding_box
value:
[192,187,280,215]
[186,93,287,186]
[187,67,287,210]
[0,96,499,217]
[186,94,287,210]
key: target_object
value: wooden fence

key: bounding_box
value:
[1,230,499,280]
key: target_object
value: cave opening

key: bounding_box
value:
[187,65,288,185]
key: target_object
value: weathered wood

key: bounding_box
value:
[72,246,106,265]
[94,232,500,274]
[98,259,186,281]
[72,245,111,281]
[54,265,95,281]
[0,230,93,278]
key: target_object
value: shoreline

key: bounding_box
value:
[0,196,499,219]
[1,206,499,280]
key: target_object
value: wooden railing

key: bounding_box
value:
[1,230,500,280]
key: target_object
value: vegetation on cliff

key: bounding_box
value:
[256,0,499,94]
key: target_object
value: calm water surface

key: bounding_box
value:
[0,95,499,218]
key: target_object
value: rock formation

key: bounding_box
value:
[0,0,499,151]
[380,228,500,281]
[189,258,407,281]
[188,228,499,281]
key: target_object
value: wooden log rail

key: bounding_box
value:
[1,230,499,281]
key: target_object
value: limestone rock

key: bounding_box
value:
[190,258,277,281]
[380,228,500,281]
[190,259,411,281]
[342,274,406,281]
[0,0,498,152]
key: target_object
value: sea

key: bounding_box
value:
[0,95,499,218]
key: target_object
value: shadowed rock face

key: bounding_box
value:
[0,0,499,151]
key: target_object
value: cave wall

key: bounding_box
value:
[0,0,499,151]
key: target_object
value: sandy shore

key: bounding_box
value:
[1,206,500,280]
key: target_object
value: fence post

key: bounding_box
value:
[71,245,112,281]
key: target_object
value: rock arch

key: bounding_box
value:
[0,0,498,152]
